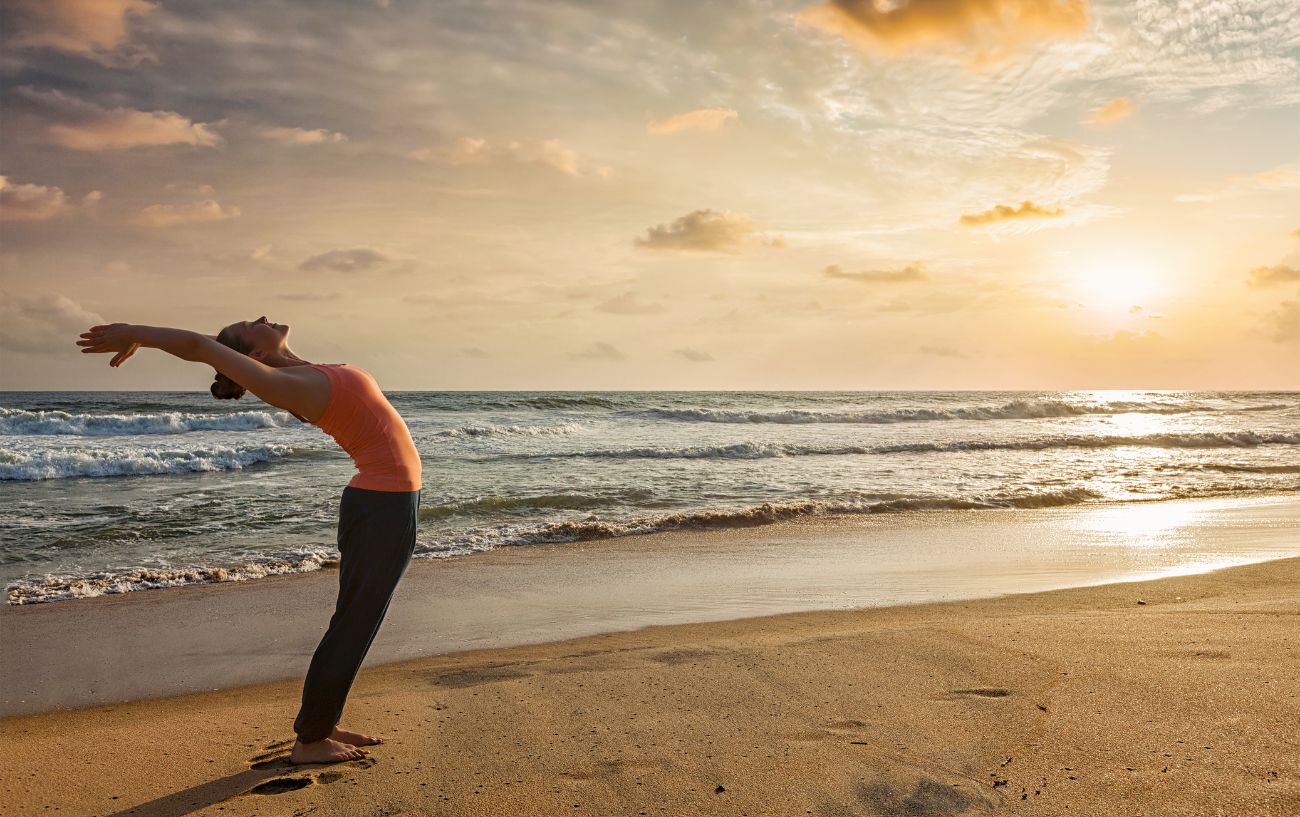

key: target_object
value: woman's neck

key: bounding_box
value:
[264,348,313,367]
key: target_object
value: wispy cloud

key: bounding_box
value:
[798,0,1089,65]
[3,0,157,66]
[259,127,347,145]
[1270,300,1300,343]
[647,108,738,135]
[1177,160,1300,203]
[635,209,756,253]
[959,199,1063,227]
[299,247,391,273]
[0,175,68,222]
[134,200,240,228]
[573,341,625,361]
[0,291,104,353]
[15,87,221,151]
[1086,96,1134,125]
[1248,265,1300,288]
[411,136,597,177]
[675,347,714,362]
[596,292,666,315]
[823,263,927,283]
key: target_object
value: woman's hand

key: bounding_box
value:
[77,324,142,368]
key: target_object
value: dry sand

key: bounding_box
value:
[3,555,1298,816]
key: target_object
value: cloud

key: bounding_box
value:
[1086,96,1134,125]
[133,200,240,228]
[1177,160,1300,204]
[595,292,666,315]
[411,136,590,177]
[0,175,104,222]
[1247,265,1300,288]
[823,263,927,283]
[0,291,104,353]
[572,341,625,361]
[647,108,739,135]
[0,175,68,221]
[635,209,756,253]
[15,87,221,151]
[299,247,391,273]
[3,0,157,66]
[797,0,1088,64]
[674,347,714,362]
[276,292,341,302]
[919,345,967,358]
[959,199,1063,227]
[1292,227,1300,239]
[259,127,348,145]
[1270,300,1300,343]
[461,347,491,359]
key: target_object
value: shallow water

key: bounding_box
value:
[1,389,1297,603]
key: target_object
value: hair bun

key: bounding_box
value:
[210,372,246,400]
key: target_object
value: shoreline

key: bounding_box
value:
[4,552,1298,815]
[3,493,1299,718]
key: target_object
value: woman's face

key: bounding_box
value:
[224,316,290,353]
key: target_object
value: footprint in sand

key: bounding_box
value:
[247,767,359,795]
[950,688,1011,699]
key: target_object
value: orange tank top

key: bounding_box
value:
[303,364,422,492]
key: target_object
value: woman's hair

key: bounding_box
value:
[210,325,252,400]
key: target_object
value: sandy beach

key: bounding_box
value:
[4,501,1299,817]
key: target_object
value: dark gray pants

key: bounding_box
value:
[293,486,420,743]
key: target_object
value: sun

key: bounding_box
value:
[1068,255,1168,312]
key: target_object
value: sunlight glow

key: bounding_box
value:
[1069,256,1169,312]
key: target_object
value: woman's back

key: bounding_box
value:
[306,363,421,492]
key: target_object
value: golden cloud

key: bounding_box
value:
[635,209,756,253]
[647,108,739,135]
[20,87,223,151]
[5,0,157,66]
[411,136,587,177]
[959,199,1062,226]
[133,200,240,228]
[823,263,927,283]
[797,0,1088,64]
[1247,265,1300,288]
[0,175,68,221]
[1086,96,1134,125]
[259,127,347,145]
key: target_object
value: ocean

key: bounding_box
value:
[2,390,1297,604]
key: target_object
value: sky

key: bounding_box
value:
[1,0,1298,391]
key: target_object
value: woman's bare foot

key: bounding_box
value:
[330,726,383,747]
[289,737,368,765]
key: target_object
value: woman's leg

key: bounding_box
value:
[292,487,420,744]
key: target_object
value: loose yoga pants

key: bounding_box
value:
[293,486,421,743]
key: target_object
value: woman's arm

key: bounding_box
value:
[77,323,325,417]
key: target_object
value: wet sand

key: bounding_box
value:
[5,494,1300,716]
[3,537,1299,814]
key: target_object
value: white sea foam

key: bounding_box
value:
[437,422,586,438]
[0,444,298,481]
[875,431,1300,454]
[5,549,333,604]
[0,407,296,436]
[632,399,1220,425]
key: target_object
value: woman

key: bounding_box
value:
[76,317,422,766]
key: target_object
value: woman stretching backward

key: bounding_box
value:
[77,317,422,766]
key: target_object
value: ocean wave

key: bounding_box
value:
[0,406,296,436]
[522,395,618,409]
[506,488,1103,544]
[5,550,333,604]
[0,444,300,481]
[436,422,586,438]
[630,399,1217,425]
[875,431,1300,454]
[420,488,655,521]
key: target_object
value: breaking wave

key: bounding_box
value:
[6,549,334,605]
[506,488,1103,544]
[631,399,1223,425]
[0,444,300,481]
[437,422,586,438]
[875,431,1300,454]
[0,407,296,436]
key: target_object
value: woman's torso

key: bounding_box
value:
[303,363,421,492]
